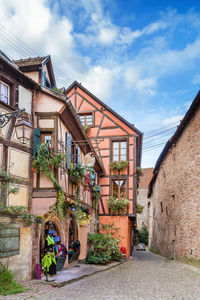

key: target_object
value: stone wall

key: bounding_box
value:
[137,168,153,230]
[137,189,149,230]
[0,217,32,281]
[149,105,200,259]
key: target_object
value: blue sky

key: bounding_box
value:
[0,0,200,167]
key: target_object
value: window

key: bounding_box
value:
[112,141,127,162]
[79,113,93,126]
[112,179,127,199]
[41,133,52,148]
[0,81,9,104]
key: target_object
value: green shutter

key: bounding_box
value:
[33,128,41,157]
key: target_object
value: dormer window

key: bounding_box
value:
[78,113,93,127]
[0,81,9,104]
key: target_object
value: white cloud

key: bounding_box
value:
[124,68,157,95]
[80,66,115,100]
[98,27,118,44]
[0,0,200,169]
[163,115,183,126]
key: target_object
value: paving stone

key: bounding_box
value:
[34,251,200,300]
[2,251,200,299]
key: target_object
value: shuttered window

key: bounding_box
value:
[0,227,20,258]
[33,128,41,157]
[66,132,72,169]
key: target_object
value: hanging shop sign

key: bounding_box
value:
[84,152,95,167]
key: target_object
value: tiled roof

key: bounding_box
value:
[139,168,154,189]
[13,56,47,67]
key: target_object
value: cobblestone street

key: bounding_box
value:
[32,251,200,300]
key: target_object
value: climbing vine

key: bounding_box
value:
[32,143,68,219]
[0,170,22,195]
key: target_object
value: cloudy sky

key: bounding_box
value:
[0,0,200,167]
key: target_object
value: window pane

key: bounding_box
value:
[113,181,119,198]
[86,115,93,125]
[0,82,9,104]
[113,155,118,162]
[120,180,127,198]
[121,142,126,149]
[1,95,8,104]
[120,141,127,160]
[121,154,126,161]
[113,149,119,156]
[113,142,119,149]
[79,116,84,125]
[42,135,52,147]
[121,148,126,156]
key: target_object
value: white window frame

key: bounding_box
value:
[0,81,10,105]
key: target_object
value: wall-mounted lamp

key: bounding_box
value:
[0,108,33,144]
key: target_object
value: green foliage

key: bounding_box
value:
[51,87,64,95]
[56,190,65,219]
[107,197,130,215]
[0,169,22,196]
[33,143,68,218]
[0,264,25,295]
[86,250,111,264]
[136,167,143,183]
[70,164,85,184]
[73,187,92,226]
[83,125,90,134]
[178,256,200,269]
[92,184,101,202]
[0,204,33,225]
[136,204,144,214]
[100,222,119,236]
[32,143,66,190]
[139,225,149,245]
[109,160,128,175]
[86,233,123,264]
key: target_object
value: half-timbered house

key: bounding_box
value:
[14,57,104,277]
[0,51,39,280]
[66,81,143,257]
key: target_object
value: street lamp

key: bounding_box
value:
[0,108,33,144]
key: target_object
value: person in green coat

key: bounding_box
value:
[42,235,57,282]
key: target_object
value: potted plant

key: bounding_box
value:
[109,160,128,175]
[107,197,130,215]
[70,164,85,184]
[136,204,144,214]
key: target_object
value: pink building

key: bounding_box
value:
[14,57,104,277]
[66,82,143,257]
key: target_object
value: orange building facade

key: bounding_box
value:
[66,82,142,257]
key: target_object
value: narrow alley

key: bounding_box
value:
[30,251,200,300]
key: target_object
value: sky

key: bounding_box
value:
[0,0,200,168]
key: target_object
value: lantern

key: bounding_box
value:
[15,118,33,144]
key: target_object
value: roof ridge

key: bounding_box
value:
[13,55,47,62]
[65,81,143,136]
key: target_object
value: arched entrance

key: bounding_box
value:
[68,214,80,263]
